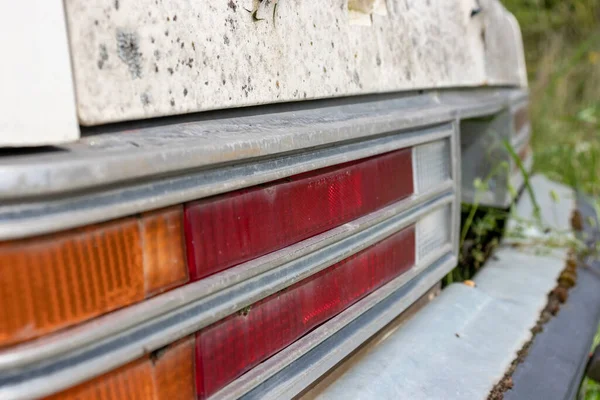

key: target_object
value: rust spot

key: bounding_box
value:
[553,287,569,303]
[566,256,577,271]
[558,270,577,288]
[571,209,583,231]
[489,249,579,399]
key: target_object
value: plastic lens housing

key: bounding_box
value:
[413,139,451,194]
[142,207,188,296]
[194,226,416,398]
[0,206,188,347]
[416,205,452,262]
[184,148,413,281]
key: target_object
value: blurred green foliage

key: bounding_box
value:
[502,0,600,194]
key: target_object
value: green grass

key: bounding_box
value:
[447,2,600,287]
[444,2,600,391]
[502,0,600,194]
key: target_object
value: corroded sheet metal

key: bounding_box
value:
[64,0,527,125]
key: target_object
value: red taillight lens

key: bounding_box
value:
[184,149,413,281]
[195,225,416,398]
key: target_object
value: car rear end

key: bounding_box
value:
[0,0,530,398]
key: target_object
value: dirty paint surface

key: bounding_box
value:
[0,0,79,146]
[64,0,526,125]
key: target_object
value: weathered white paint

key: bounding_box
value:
[64,0,527,126]
[0,0,80,146]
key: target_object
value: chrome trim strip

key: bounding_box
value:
[0,89,526,200]
[0,94,452,199]
[450,120,462,257]
[435,89,527,119]
[215,242,454,400]
[0,194,454,400]
[411,146,419,194]
[0,125,451,240]
[0,94,448,199]
[510,98,529,111]
[0,88,527,240]
[241,253,458,400]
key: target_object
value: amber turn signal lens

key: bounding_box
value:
[46,337,195,400]
[141,207,188,296]
[0,206,188,348]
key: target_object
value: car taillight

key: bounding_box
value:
[413,139,451,194]
[194,225,416,399]
[47,337,195,400]
[416,205,451,262]
[0,135,455,399]
[0,206,188,347]
[184,148,414,281]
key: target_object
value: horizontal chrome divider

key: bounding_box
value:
[0,95,451,199]
[435,89,527,120]
[1,87,526,202]
[0,124,452,240]
[509,91,530,106]
[0,193,455,400]
[216,244,453,400]
[511,98,529,112]
[242,254,458,400]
